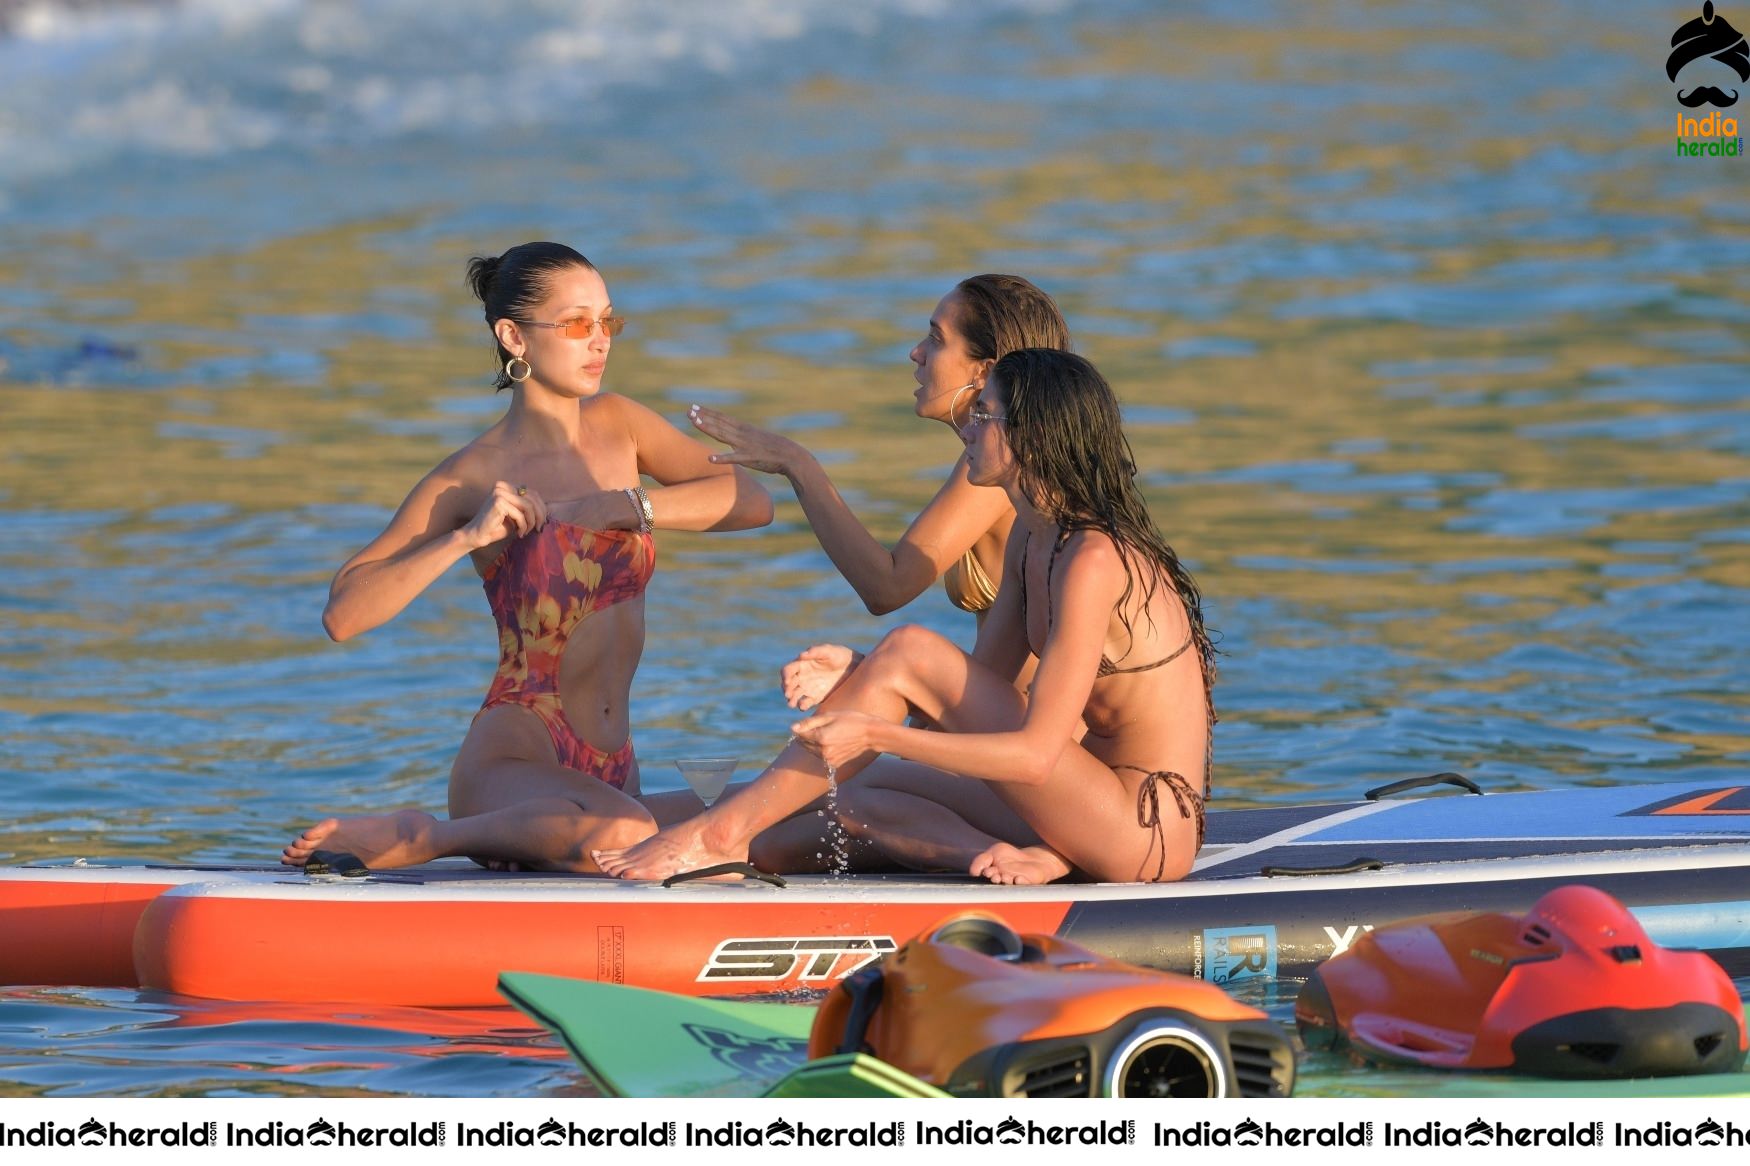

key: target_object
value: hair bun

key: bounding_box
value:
[465,255,502,308]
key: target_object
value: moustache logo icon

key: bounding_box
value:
[1669,2,1750,107]
[1679,84,1741,106]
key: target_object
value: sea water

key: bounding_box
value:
[0,0,1746,1096]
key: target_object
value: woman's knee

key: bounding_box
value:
[869,623,948,663]
[859,624,953,691]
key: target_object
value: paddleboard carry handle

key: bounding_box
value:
[303,850,370,878]
[1261,857,1385,877]
[1365,771,1482,800]
[661,862,787,888]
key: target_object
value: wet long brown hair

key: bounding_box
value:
[993,348,1217,704]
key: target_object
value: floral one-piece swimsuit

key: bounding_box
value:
[477,522,655,789]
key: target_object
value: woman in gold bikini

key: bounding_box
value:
[688,274,1069,628]
[684,276,1071,868]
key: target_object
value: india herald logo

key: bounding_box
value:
[1669,2,1749,107]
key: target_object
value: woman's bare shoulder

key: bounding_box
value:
[1057,527,1124,572]
[591,390,668,428]
[440,423,516,478]
[400,429,516,521]
[575,392,648,441]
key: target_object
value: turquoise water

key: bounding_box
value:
[1,0,1746,1096]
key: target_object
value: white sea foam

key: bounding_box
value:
[0,0,1058,188]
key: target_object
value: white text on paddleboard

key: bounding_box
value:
[697,936,897,982]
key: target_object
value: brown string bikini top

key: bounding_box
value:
[1016,526,1209,880]
[1016,528,1194,674]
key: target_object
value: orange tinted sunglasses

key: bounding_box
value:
[522,315,627,340]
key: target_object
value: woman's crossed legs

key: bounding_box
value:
[280,704,658,873]
[597,624,1186,884]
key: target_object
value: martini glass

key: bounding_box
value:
[675,757,740,807]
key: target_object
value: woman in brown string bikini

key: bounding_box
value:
[597,348,1215,885]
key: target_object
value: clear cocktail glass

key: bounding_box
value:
[674,757,740,806]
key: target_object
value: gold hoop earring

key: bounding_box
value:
[948,383,975,428]
[505,356,532,383]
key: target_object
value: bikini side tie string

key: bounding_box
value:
[1119,765,1205,883]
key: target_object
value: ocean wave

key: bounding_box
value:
[0,0,1061,187]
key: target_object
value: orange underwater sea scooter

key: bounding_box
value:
[812,914,1295,1097]
[1296,884,1748,1078]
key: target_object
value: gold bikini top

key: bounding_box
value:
[942,547,998,614]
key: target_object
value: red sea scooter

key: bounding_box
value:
[1296,884,1747,1077]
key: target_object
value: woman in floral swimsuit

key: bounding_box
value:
[281,242,772,873]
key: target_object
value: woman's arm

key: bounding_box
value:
[966,527,1034,685]
[692,406,1011,615]
[781,525,1030,715]
[322,467,542,642]
[621,397,774,531]
[799,532,1122,784]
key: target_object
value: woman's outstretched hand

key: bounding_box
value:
[689,405,808,477]
[461,481,547,549]
[790,709,881,771]
[782,643,861,710]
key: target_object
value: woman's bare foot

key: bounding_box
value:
[594,819,748,881]
[970,842,1072,886]
[281,809,440,871]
